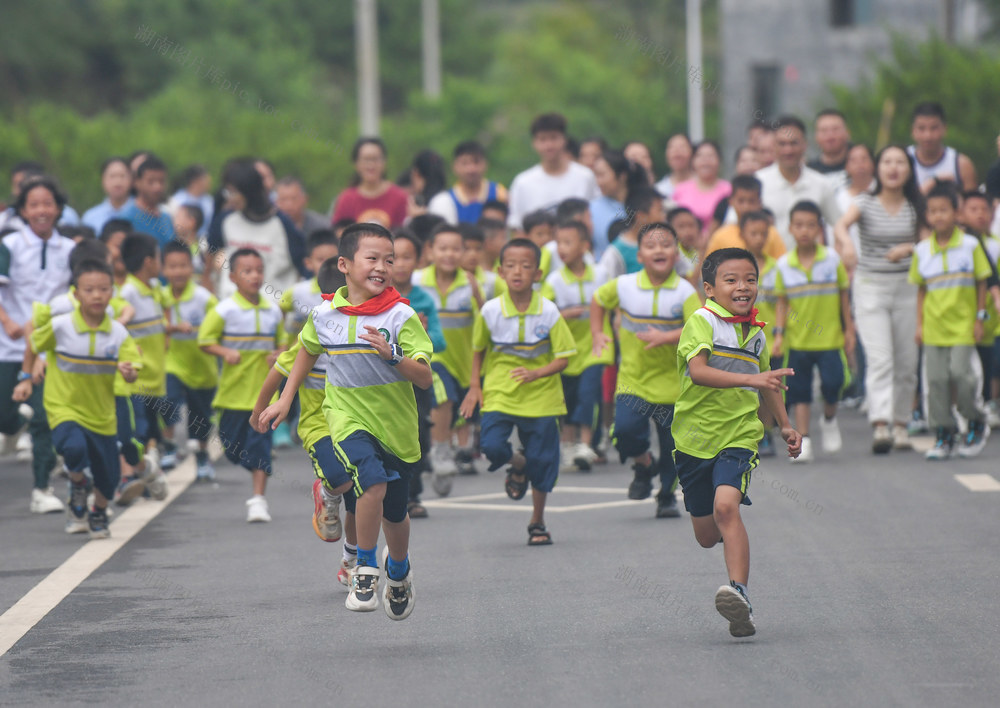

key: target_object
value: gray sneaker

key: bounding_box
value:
[715,583,755,637]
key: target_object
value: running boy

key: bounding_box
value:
[598,186,666,279]
[460,223,505,308]
[522,209,556,281]
[673,247,802,637]
[910,183,992,459]
[541,219,612,471]
[280,229,341,335]
[160,240,218,480]
[199,248,285,521]
[460,238,576,545]
[14,259,141,538]
[592,222,701,518]
[259,223,433,620]
[772,201,855,462]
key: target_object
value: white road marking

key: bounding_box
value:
[954,473,1000,492]
[421,485,654,513]
[0,459,196,658]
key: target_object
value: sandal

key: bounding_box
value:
[504,468,528,500]
[407,500,428,519]
[527,523,552,546]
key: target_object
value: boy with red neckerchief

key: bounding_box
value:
[672,247,802,639]
[259,223,433,621]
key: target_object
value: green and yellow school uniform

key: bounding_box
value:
[541,263,613,376]
[161,280,218,391]
[119,273,167,396]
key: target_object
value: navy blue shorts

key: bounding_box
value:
[164,374,215,442]
[432,361,466,406]
[675,448,757,518]
[52,422,121,500]
[784,349,847,406]
[479,412,560,493]
[612,394,678,495]
[115,396,145,466]
[218,409,272,473]
[333,430,413,522]
[309,436,356,513]
[562,364,604,428]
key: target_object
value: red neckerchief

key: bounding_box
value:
[702,304,766,328]
[321,286,409,315]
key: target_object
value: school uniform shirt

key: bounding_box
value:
[472,265,506,304]
[598,236,641,280]
[506,162,599,230]
[32,288,129,336]
[980,234,1000,344]
[0,227,75,362]
[756,255,778,352]
[161,280,218,390]
[299,287,433,463]
[541,264,613,376]
[198,292,284,410]
[908,228,992,347]
[119,274,168,397]
[30,310,140,436]
[673,299,770,459]
[274,340,330,451]
[704,223,787,261]
[403,285,446,354]
[472,290,576,418]
[412,265,477,386]
[280,277,325,332]
[594,269,701,405]
[773,246,849,351]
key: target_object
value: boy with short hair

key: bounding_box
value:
[160,240,218,480]
[592,222,701,518]
[280,229,341,335]
[199,248,286,521]
[704,175,786,259]
[413,224,478,484]
[478,217,508,273]
[99,219,132,292]
[116,232,169,503]
[259,223,433,620]
[522,209,556,281]
[459,223,505,308]
[598,186,666,279]
[910,184,993,459]
[771,201,854,462]
[121,155,175,248]
[673,247,802,637]
[14,259,141,538]
[428,140,508,225]
[460,238,576,545]
[541,220,611,471]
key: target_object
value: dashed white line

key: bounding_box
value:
[954,473,1000,492]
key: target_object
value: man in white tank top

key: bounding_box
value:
[907,101,977,195]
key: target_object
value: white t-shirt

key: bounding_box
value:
[756,163,841,249]
[217,212,300,300]
[507,162,598,229]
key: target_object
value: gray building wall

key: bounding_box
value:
[719,0,954,163]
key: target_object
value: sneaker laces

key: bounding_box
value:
[352,571,376,595]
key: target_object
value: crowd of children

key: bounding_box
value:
[4,103,1000,636]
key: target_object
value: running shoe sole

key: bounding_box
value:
[715,585,756,637]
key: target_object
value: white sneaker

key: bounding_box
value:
[715,583,755,637]
[380,546,414,620]
[140,452,168,500]
[15,431,31,462]
[338,557,357,587]
[790,436,812,463]
[819,416,841,453]
[892,424,912,450]
[246,495,271,523]
[430,442,457,476]
[872,425,892,454]
[986,401,1000,428]
[345,565,380,611]
[572,442,599,471]
[30,486,65,514]
[558,443,577,473]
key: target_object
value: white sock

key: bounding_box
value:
[343,542,357,562]
[321,485,340,504]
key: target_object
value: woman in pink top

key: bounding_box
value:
[332,138,409,228]
[672,141,732,236]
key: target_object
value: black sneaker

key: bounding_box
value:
[925,427,954,461]
[655,492,681,518]
[627,458,655,500]
[88,507,111,539]
[455,447,478,475]
[65,481,90,535]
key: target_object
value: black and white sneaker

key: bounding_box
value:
[65,481,90,535]
[957,421,990,458]
[381,548,414,620]
[655,491,681,518]
[627,458,656,500]
[345,565,380,612]
[715,582,755,637]
[925,427,954,461]
[88,507,111,539]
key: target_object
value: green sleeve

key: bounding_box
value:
[207,294,219,311]
[682,292,702,321]
[836,261,849,290]
[279,289,294,314]
[677,315,713,364]
[773,267,786,295]
[907,251,924,285]
[118,335,142,367]
[759,331,771,372]
[298,313,324,356]
[973,243,992,281]
[30,319,56,354]
[539,281,556,302]
[471,311,490,353]
[197,307,224,346]
[549,315,577,359]
[274,341,301,377]
[110,297,129,319]
[399,312,433,364]
[32,302,52,329]
[594,278,619,310]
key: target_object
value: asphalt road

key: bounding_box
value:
[1,408,998,708]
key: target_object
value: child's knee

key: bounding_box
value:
[360,482,387,503]
[713,496,741,524]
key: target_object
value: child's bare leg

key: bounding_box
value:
[430,404,452,444]
[252,468,267,496]
[382,515,410,561]
[561,423,577,444]
[794,402,811,437]
[455,423,470,448]
[355,482,386,550]
[93,489,109,508]
[579,424,592,446]
[691,514,722,548]
[823,402,837,420]
[714,486,749,585]
[530,488,547,527]
[344,512,357,546]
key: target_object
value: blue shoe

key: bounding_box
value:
[273,421,293,449]
[159,450,177,471]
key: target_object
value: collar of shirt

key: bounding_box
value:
[421,264,469,294]
[638,268,679,290]
[787,244,828,271]
[232,291,270,310]
[559,263,594,284]
[499,289,543,317]
[71,308,112,334]
[930,227,964,255]
[125,273,157,297]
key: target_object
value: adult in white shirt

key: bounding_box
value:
[507,113,598,230]
[756,115,840,249]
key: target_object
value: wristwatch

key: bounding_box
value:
[977,309,989,322]
[386,343,404,366]
[17,370,32,383]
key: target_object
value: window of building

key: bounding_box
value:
[831,0,873,27]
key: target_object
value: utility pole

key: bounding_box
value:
[422,0,442,98]
[356,0,381,135]
[685,0,704,143]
